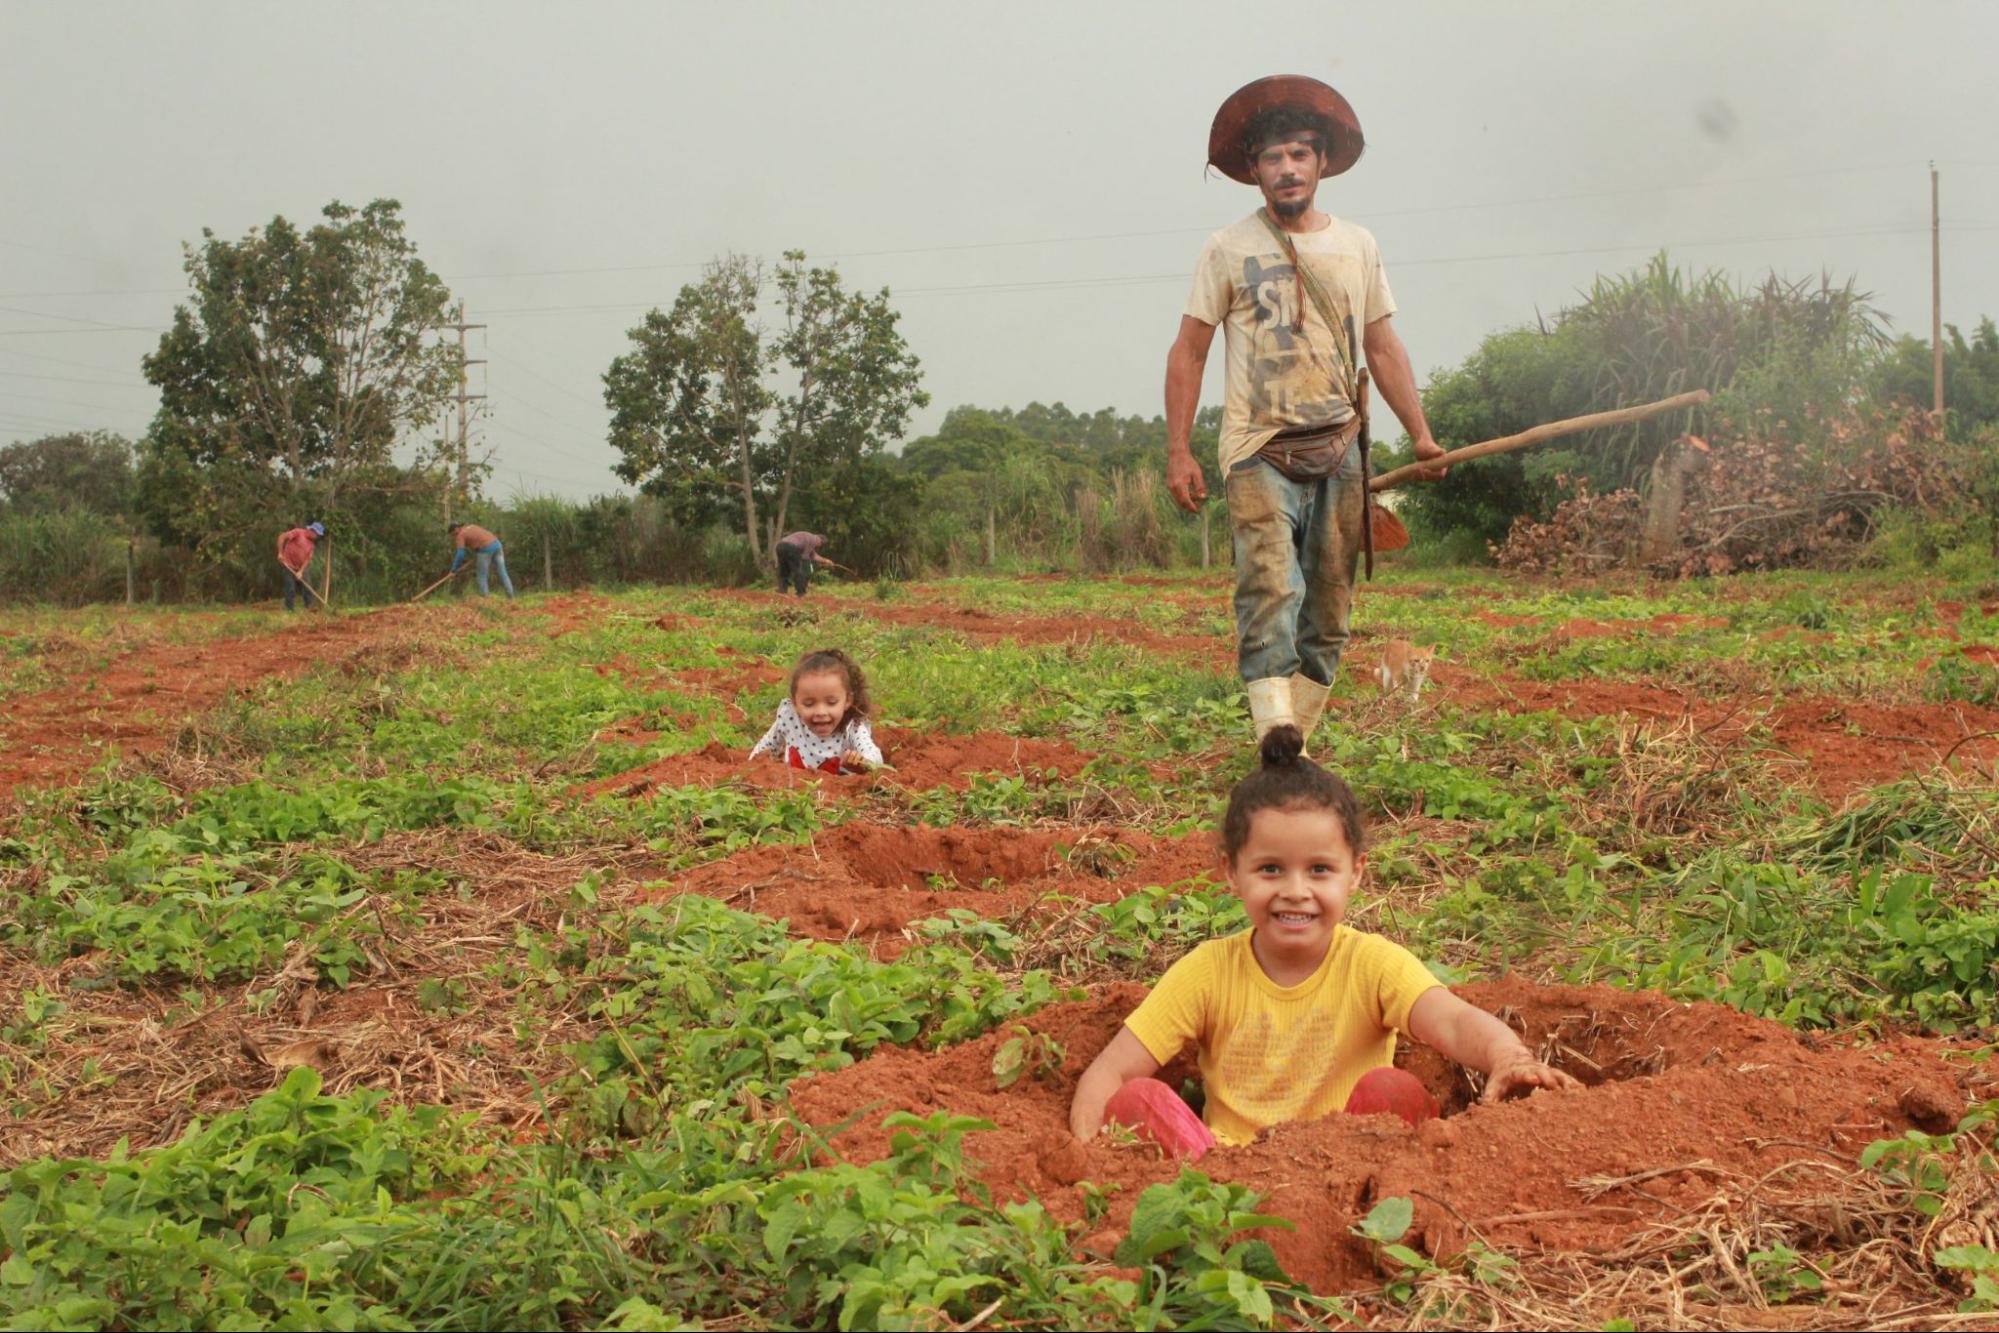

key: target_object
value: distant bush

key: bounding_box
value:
[0,508,129,606]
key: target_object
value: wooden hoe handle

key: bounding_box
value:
[1368,389,1712,494]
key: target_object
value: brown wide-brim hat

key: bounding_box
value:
[1207,75,1365,184]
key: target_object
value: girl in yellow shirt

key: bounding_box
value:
[1069,724,1578,1156]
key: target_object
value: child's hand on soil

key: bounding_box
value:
[841,749,870,772]
[1481,1050,1583,1103]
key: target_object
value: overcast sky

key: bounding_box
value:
[3,1,1996,499]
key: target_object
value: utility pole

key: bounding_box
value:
[1931,162,1944,421]
[444,301,486,521]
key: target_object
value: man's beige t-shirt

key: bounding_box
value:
[1185,212,1397,473]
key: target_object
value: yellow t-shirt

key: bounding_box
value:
[1183,212,1398,474]
[1123,926,1441,1146]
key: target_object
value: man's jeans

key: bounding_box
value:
[282,566,321,611]
[474,543,516,598]
[1226,445,1365,686]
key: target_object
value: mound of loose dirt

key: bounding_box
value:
[663,823,1215,949]
[581,727,1106,803]
[788,979,1983,1296]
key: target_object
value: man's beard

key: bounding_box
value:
[1270,190,1311,218]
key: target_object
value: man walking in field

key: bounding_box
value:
[276,520,326,612]
[447,522,516,599]
[1165,76,1448,747]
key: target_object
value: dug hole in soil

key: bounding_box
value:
[661,822,1215,950]
[789,979,1982,1296]
[577,726,1105,802]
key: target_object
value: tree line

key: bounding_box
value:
[3,198,1996,605]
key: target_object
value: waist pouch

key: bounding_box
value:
[1255,417,1362,484]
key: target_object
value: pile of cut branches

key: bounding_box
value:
[1494,405,1959,577]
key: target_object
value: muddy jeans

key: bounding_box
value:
[1225,444,1365,686]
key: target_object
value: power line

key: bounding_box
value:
[0,387,150,412]
[0,324,167,337]
[0,368,154,390]
[487,347,605,411]
[0,303,157,330]
[460,219,1975,320]
[0,159,1943,302]
[0,344,152,376]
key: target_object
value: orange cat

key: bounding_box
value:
[1375,639,1434,701]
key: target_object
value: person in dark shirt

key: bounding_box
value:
[774,531,835,596]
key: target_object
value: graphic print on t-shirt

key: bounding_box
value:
[1242,253,1356,429]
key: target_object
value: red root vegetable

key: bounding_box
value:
[1344,1067,1439,1126]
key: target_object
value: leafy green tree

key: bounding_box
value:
[1391,253,1888,548]
[137,199,460,587]
[604,251,926,564]
[0,431,134,516]
[1873,318,1999,432]
[142,199,459,502]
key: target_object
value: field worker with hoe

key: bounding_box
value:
[275,521,326,612]
[1166,76,1449,749]
[446,521,516,600]
[773,530,843,597]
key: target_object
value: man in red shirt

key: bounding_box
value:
[275,521,326,611]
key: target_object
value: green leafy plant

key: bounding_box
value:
[991,1026,1064,1090]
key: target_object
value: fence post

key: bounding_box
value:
[542,531,552,591]
[1200,506,1211,568]
[125,538,136,605]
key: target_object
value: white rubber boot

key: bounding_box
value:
[1290,673,1331,755]
[1245,677,1296,741]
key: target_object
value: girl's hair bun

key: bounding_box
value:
[1258,723,1306,768]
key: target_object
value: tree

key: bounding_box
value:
[137,199,460,585]
[1392,253,1888,548]
[142,199,460,506]
[1873,317,1999,433]
[603,251,926,564]
[0,431,134,516]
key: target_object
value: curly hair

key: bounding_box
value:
[1241,106,1331,166]
[790,648,872,727]
[1219,724,1366,864]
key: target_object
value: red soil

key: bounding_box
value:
[1551,614,1727,639]
[705,588,1228,662]
[1434,665,1999,797]
[1473,610,1541,629]
[538,591,618,636]
[0,605,475,799]
[862,602,1226,661]
[662,823,1215,949]
[789,978,1984,1296]
[579,727,1106,802]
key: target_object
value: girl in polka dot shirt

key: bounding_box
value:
[749,648,883,774]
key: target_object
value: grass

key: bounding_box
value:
[1,568,1997,1328]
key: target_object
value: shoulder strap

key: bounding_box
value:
[1257,208,1359,401]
